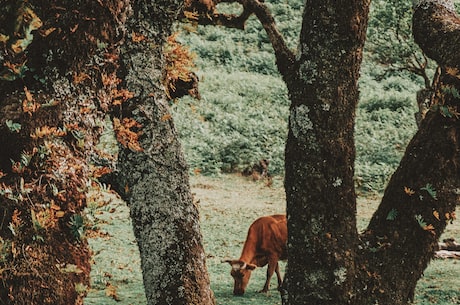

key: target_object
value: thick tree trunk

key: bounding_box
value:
[360,94,459,304]
[282,1,370,304]
[356,1,460,304]
[280,1,458,304]
[113,1,215,304]
[0,1,128,304]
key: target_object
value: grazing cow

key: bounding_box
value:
[224,214,287,295]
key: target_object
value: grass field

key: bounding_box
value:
[84,174,459,305]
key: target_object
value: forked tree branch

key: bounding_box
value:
[184,0,252,29]
[183,0,296,76]
[413,0,460,68]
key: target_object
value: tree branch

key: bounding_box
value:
[183,0,296,76]
[413,0,460,68]
[240,0,295,77]
[183,0,252,29]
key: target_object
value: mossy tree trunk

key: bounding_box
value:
[282,1,369,304]
[112,1,215,304]
[0,1,129,304]
[358,1,460,303]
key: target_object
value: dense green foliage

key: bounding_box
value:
[356,67,419,192]
[172,0,424,192]
[172,71,289,174]
[365,0,435,84]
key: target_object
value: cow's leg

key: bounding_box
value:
[275,262,283,290]
[260,258,277,293]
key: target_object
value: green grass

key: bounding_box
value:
[84,196,146,305]
[84,175,459,305]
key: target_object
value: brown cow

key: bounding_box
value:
[224,214,287,295]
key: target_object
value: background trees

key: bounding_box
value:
[366,0,440,127]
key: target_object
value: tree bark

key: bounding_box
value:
[113,1,215,304]
[0,1,128,304]
[282,1,369,304]
[356,1,460,303]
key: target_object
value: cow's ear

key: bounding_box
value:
[246,263,257,270]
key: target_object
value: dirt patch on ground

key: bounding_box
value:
[192,174,285,212]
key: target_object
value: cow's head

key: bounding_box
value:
[224,259,257,295]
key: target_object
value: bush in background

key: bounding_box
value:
[355,65,420,192]
[172,69,289,175]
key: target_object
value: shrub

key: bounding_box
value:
[171,70,289,176]
[355,69,419,192]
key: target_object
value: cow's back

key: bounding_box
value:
[249,214,287,260]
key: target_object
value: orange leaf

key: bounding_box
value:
[50,204,61,211]
[40,27,56,37]
[193,168,201,175]
[93,166,113,178]
[55,211,65,218]
[70,24,79,33]
[184,11,199,20]
[73,72,90,84]
[0,34,8,43]
[433,210,440,221]
[105,283,120,301]
[404,186,415,196]
[132,31,146,43]
[113,118,144,152]
[24,87,33,102]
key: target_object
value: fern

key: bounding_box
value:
[415,215,427,228]
[420,183,437,200]
[5,120,21,133]
[386,208,398,221]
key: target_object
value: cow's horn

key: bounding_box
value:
[241,262,247,270]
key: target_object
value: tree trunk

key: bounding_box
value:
[112,1,215,304]
[357,1,460,303]
[0,1,129,304]
[280,1,458,304]
[282,1,369,304]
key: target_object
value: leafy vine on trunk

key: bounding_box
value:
[0,1,129,304]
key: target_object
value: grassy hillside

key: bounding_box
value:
[172,0,421,193]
